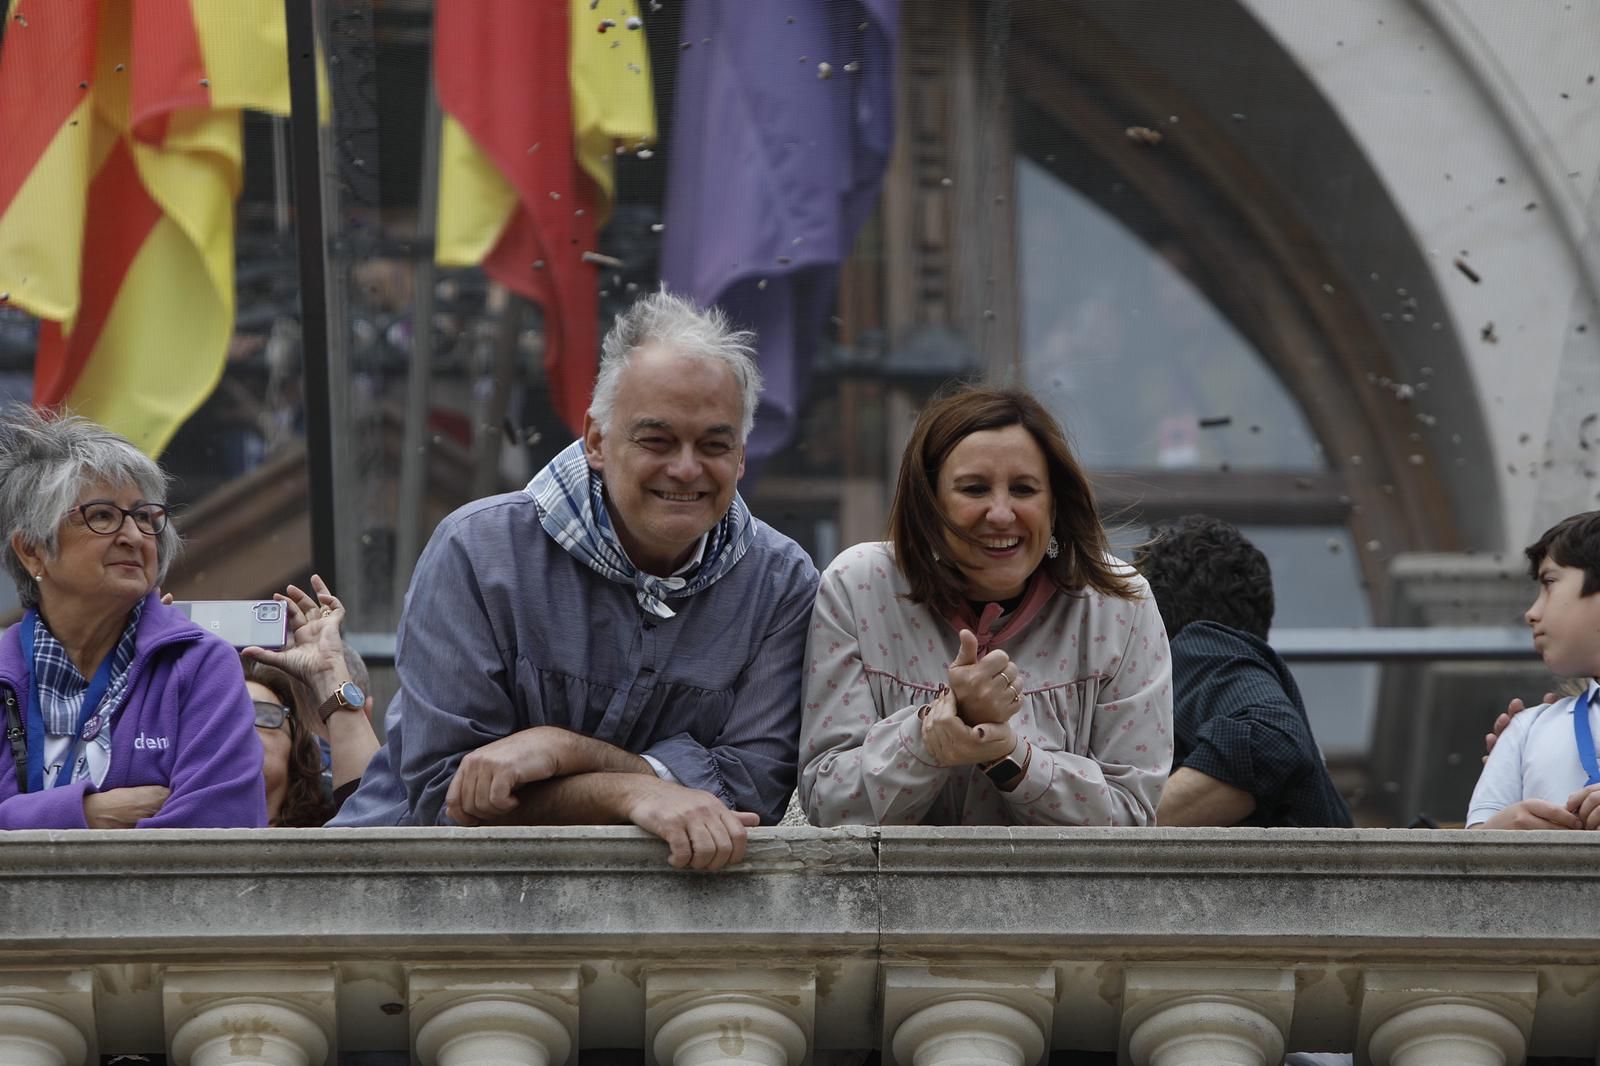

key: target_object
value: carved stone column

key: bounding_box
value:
[0,971,95,1066]
[1359,971,1536,1066]
[409,967,578,1066]
[1121,967,1295,1066]
[883,967,1052,1066]
[646,970,811,1066]
[164,969,335,1066]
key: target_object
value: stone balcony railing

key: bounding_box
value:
[4,826,1600,1065]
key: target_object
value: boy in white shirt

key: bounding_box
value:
[1468,511,1600,830]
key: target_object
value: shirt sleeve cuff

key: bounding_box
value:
[641,753,679,785]
[1003,740,1054,806]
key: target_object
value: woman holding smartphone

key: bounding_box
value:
[243,574,381,823]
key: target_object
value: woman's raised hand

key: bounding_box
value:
[922,689,1017,766]
[946,629,1023,725]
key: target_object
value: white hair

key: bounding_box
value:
[0,406,179,609]
[587,289,763,441]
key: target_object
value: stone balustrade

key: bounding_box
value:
[3,826,1599,1064]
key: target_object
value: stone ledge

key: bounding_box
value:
[2,827,1599,960]
[6,827,1600,1059]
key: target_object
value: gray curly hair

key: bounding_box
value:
[0,406,179,609]
[587,289,763,441]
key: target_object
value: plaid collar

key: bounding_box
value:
[525,439,755,619]
[32,600,143,741]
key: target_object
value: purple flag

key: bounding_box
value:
[662,0,898,462]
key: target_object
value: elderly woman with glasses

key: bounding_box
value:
[0,408,265,829]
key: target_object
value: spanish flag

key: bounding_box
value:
[0,0,290,456]
[434,0,654,435]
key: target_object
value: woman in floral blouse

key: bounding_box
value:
[799,387,1172,826]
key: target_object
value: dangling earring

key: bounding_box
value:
[1045,535,1060,560]
[931,550,942,563]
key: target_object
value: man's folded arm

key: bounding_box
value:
[639,573,819,824]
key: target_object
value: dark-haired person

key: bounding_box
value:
[799,387,1172,826]
[1134,515,1351,828]
[0,407,264,829]
[246,659,334,827]
[240,574,380,823]
[1468,510,1600,830]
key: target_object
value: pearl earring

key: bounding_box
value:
[1045,536,1060,559]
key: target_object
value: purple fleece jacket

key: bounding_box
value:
[0,591,267,829]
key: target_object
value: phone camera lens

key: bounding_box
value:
[256,602,282,622]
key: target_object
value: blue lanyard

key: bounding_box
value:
[18,611,119,792]
[1573,688,1600,787]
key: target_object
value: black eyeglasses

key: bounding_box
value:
[253,700,294,730]
[69,500,169,536]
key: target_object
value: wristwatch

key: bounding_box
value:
[316,680,367,723]
[981,748,1025,787]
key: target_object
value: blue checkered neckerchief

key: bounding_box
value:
[32,599,143,764]
[525,439,755,619]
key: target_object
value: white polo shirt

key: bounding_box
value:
[1467,679,1600,826]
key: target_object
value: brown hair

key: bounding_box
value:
[888,385,1138,617]
[244,659,334,828]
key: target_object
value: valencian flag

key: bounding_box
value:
[0,0,291,456]
[434,0,655,435]
[661,0,898,461]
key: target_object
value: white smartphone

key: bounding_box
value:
[171,600,288,649]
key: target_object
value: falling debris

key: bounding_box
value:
[1453,258,1481,284]
[598,18,615,32]
[843,60,860,73]
[1125,126,1163,145]
[1481,321,1498,343]
[582,251,625,268]
[649,223,665,233]
[1581,414,1597,451]
[817,61,833,79]
[1197,415,1233,428]
[626,16,642,29]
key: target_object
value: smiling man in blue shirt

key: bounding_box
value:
[334,291,819,870]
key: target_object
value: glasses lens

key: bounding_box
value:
[81,504,122,534]
[252,700,289,729]
[132,506,167,535]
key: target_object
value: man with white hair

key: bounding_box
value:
[334,291,819,870]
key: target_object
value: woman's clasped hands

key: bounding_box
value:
[921,628,1023,766]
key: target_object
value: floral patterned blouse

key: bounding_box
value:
[799,542,1173,826]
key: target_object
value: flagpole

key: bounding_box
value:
[283,0,341,593]
[394,77,442,604]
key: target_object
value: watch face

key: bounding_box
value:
[339,681,366,708]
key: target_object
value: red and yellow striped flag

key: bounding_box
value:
[0,0,290,456]
[434,0,654,435]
